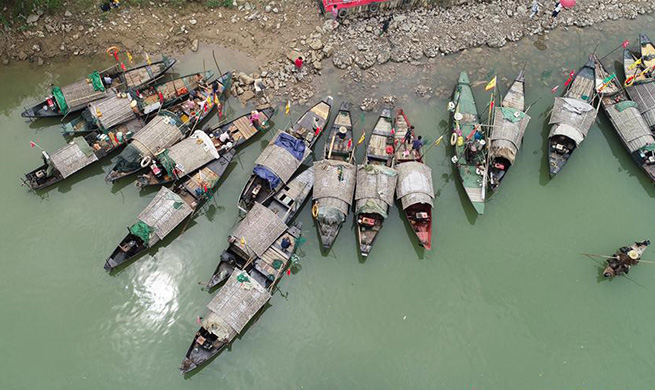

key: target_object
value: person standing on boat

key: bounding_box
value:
[404,126,414,145]
[412,135,424,152]
[281,237,292,252]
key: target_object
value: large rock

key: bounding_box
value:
[332,50,352,69]
[309,39,323,51]
[26,14,40,24]
[191,39,199,52]
[237,72,255,85]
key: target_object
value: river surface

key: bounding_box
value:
[1,16,655,390]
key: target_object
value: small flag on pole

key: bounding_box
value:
[485,76,497,91]
[145,52,152,66]
[622,39,630,49]
[628,58,643,70]
[551,85,560,94]
[357,132,366,145]
[30,141,37,148]
[126,51,134,64]
[286,269,291,276]
[285,100,290,115]
[435,135,444,146]
[564,70,575,86]
[347,139,352,149]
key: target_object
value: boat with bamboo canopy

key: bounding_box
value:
[62,70,224,136]
[450,71,486,214]
[105,78,218,183]
[180,224,302,374]
[104,150,236,271]
[488,70,530,192]
[354,108,397,257]
[623,34,655,132]
[547,58,597,178]
[134,107,273,189]
[237,97,332,214]
[207,167,314,289]
[312,102,357,249]
[21,56,176,119]
[393,109,434,249]
[594,54,655,183]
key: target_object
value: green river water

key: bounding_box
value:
[2,16,655,390]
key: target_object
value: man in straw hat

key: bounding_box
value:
[603,240,650,277]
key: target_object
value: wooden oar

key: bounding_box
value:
[581,252,655,264]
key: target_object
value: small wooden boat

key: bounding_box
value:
[21,56,176,119]
[180,224,302,374]
[547,58,597,178]
[603,240,650,278]
[393,109,434,249]
[105,81,218,183]
[450,72,486,214]
[312,102,356,249]
[594,54,655,183]
[23,118,144,191]
[207,167,314,289]
[354,108,397,257]
[104,150,236,271]
[237,97,332,214]
[488,71,531,191]
[61,71,222,136]
[623,34,655,132]
[135,107,273,188]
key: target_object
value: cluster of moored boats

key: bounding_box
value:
[18,35,655,374]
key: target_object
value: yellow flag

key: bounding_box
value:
[485,76,497,91]
[629,58,643,70]
[240,237,246,246]
[435,135,443,146]
[285,100,290,115]
[145,52,152,66]
[126,51,133,64]
[357,132,366,145]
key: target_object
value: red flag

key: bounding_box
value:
[622,39,630,49]
[347,139,352,149]
[564,70,575,87]
[120,62,126,71]
[551,85,560,94]
[391,128,395,135]
[286,269,291,276]
[30,141,36,148]
[218,104,223,119]
[315,126,321,136]
[490,101,495,110]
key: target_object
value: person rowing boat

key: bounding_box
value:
[603,240,650,277]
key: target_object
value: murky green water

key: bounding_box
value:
[2,16,655,390]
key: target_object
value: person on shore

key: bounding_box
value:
[550,1,563,25]
[294,56,304,71]
[529,0,541,18]
[380,17,392,37]
[330,5,339,20]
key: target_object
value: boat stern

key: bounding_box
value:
[316,220,341,250]
[458,71,470,85]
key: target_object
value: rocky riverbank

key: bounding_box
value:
[2,0,653,107]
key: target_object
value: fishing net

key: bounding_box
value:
[89,71,105,92]
[356,199,388,218]
[317,206,345,225]
[615,101,639,112]
[129,220,154,245]
[237,273,250,283]
[113,144,142,172]
[157,149,177,177]
[51,86,68,114]
[500,107,525,123]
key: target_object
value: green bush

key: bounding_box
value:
[205,0,221,8]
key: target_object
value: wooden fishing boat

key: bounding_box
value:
[105,81,218,183]
[393,109,434,249]
[104,150,236,271]
[135,107,273,188]
[207,167,314,289]
[450,71,486,214]
[603,240,650,278]
[547,58,597,178]
[354,108,397,257]
[594,54,655,183]
[623,34,655,132]
[312,102,356,249]
[488,71,531,191]
[237,97,332,214]
[21,56,176,119]
[23,118,144,191]
[61,71,221,136]
[180,224,301,374]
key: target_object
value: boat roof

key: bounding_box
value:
[230,202,288,258]
[137,187,194,242]
[313,160,356,206]
[206,270,271,334]
[395,161,434,209]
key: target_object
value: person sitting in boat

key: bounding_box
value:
[465,143,477,164]
[603,240,650,277]
[103,75,113,87]
[250,110,260,128]
[412,136,424,152]
[184,96,197,112]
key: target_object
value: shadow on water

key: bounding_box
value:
[397,209,426,260]
[449,163,479,225]
[538,115,553,186]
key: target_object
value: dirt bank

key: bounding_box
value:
[1,0,653,107]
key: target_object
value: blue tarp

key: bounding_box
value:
[254,165,281,189]
[274,133,305,160]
